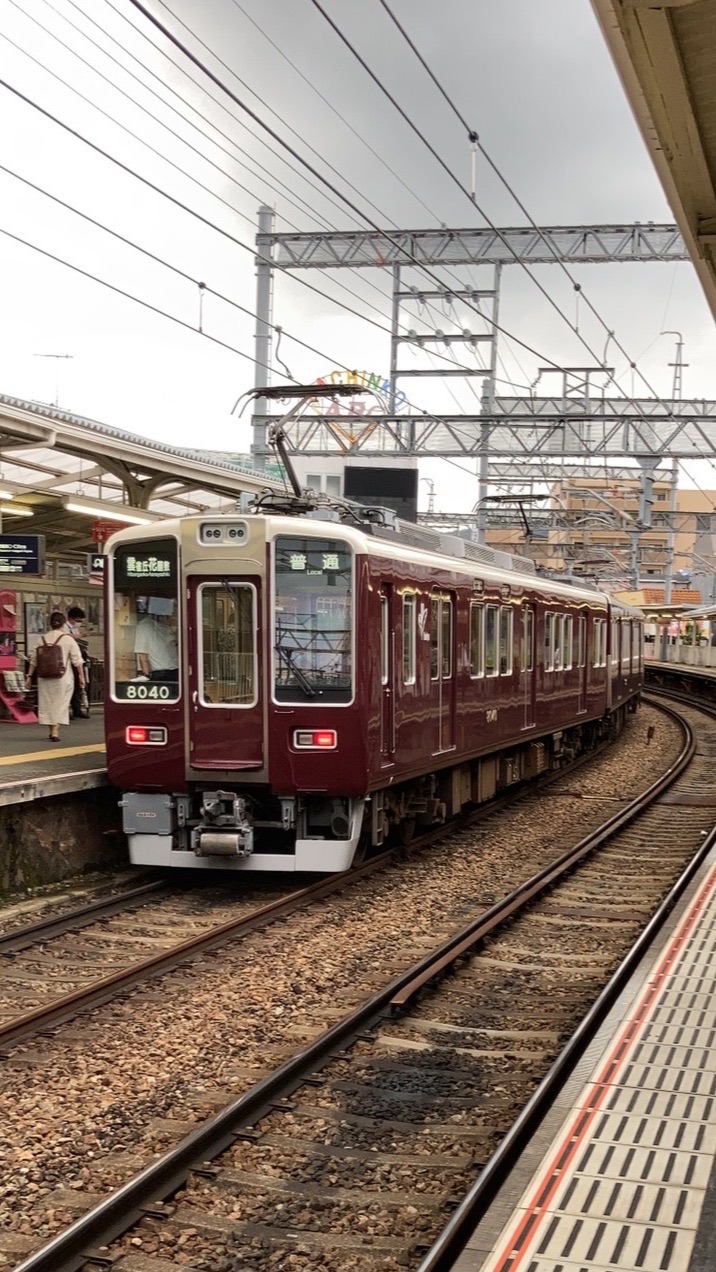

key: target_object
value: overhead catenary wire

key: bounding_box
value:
[11,0,598,401]
[5,4,408,328]
[35,0,371,235]
[375,0,692,419]
[121,0,579,380]
[227,0,440,225]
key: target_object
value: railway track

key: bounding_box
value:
[11,696,716,1272]
[0,864,395,1053]
[0,723,633,1055]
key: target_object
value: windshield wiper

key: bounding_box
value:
[275,643,316,696]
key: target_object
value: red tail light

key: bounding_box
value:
[293,729,337,750]
[126,726,167,745]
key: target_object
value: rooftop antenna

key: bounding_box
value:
[33,353,73,407]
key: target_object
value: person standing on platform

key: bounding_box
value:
[26,611,85,742]
[64,605,90,717]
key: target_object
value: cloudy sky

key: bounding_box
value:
[1,0,714,510]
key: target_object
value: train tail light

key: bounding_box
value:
[126,726,168,745]
[293,729,337,750]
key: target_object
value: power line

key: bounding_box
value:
[8,0,405,324]
[227,0,440,224]
[123,0,572,377]
[375,0,691,417]
[0,77,417,345]
[151,0,398,230]
[47,0,365,233]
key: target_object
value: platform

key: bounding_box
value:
[455,838,716,1272]
[0,712,107,806]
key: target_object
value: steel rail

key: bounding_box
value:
[415,705,716,1271]
[0,732,618,1050]
[15,702,693,1272]
[0,880,168,954]
[0,855,389,1052]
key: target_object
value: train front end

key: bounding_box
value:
[105,514,369,872]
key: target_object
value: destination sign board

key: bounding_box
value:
[0,535,45,576]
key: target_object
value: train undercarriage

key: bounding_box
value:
[121,700,637,872]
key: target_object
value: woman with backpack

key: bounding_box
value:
[25,611,86,742]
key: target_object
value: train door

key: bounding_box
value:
[379,586,395,764]
[577,611,588,713]
[522,604,536,729]
[430,593,455,753]
[187,578,263,770]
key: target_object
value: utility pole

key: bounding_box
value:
[252,205,276,472]
[662,332,686,606]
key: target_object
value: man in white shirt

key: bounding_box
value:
[134,614,178,682]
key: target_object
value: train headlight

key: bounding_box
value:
[126,726,168,745]
[293,729,337,750]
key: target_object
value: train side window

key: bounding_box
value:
[381,596,389,687]
[611,619,620,669]
[499,606,512,675]
[593,618,606,668]
[632,621,640,672]
[622,621,631,668]
[430,597,440,680]
[522,606,533,672]
[578,614,586,667]
[563,615,573,670]
[470,603,484,677]
[485,604,498,677]
[199,583,256,707]
[545,612,554,672]
[402,594,416,685]
[553,614,563,670]
[442,599,453,679]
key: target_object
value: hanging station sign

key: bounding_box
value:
[0,534,45,576]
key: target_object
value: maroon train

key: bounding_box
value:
[105,499,642,872]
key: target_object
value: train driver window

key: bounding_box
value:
[273,536,353,704]
[499,606,512,674]
[485,604,498,677]
[402,593,416,685]
[111,537,180,702]
[469,603,484,677]
[199,583,256,706]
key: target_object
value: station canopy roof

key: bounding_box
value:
[0,394,280,556]
[592,0,716,320]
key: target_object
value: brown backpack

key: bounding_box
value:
[36,636,67,679]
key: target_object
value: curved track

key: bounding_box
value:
[16,698,716,1272]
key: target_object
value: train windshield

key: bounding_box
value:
[111,537,180,702]
[273,535,352,703]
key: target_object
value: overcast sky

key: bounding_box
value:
[1,0,714,511]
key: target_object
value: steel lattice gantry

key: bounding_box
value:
[265,223,688,269]
[253,397,716,459]
[251,217,716,469]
